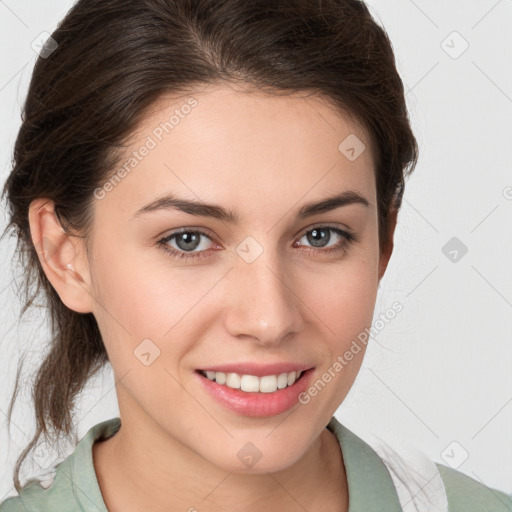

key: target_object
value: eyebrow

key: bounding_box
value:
[130,190,370,223]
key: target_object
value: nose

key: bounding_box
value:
[223,251,304,347]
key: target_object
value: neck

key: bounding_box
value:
[93,410,348,512]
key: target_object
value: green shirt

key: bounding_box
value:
[1,416,511,511]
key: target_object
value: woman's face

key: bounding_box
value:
[83,83,391,473]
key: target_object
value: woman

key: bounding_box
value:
[1,1,511,511]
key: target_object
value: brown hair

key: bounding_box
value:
[1,0,418,492]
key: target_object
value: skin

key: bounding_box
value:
[28,82,397,512]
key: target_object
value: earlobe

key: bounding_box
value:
[28,198,94,314]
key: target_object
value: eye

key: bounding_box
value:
[293,225,357,256]
[157,229,216,261]
[157,224,358,262]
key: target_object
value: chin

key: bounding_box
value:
[203,438,307,475]
[219,455,299,475]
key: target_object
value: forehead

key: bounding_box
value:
[97,83,376,221]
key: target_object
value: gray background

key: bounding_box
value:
[1,0,511,501]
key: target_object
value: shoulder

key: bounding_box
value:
[0,478,57,511]
[376,438,512,512]
[329,416,512,512]
[436,463,512,512]
[0,463,76,512]
[376,437,512,512]
[0,496,23,512]
[0,417,120,512]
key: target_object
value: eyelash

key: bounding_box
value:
[156,225,358,262]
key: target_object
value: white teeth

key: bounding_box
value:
[225,372,241,389]
[260,375,277,393]
[240,374,259,392]
[277,373,288,389]
[202,370,304,393]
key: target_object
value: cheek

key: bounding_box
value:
[89,246,217,372]
[299,253,379,338]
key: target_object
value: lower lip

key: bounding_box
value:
[194,369,314,417]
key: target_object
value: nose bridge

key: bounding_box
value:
[224,244,302,345]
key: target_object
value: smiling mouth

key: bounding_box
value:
[196,369,310,393]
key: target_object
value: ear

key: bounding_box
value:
[378,207,398,282]
[28,198,95,314]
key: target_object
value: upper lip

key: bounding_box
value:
[197,362,314,377]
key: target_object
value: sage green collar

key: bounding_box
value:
[327,416,402,512]
[72,417,120,511]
